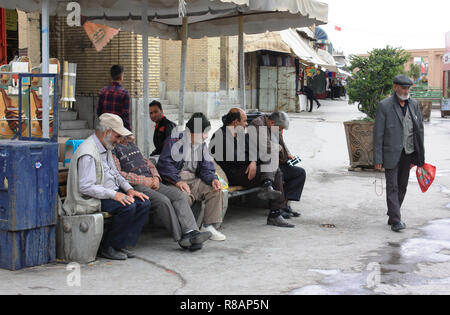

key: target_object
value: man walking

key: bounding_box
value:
[301,85,321,112]
[373,75,425,232]
[97,65,131,130]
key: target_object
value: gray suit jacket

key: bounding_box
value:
[373,95,425,169]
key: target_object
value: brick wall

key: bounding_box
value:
[50,17,160,98]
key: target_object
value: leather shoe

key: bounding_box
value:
[179,230,212,249]
[283,206,301,218]
[267,215,295,228]
[98,246,127,260]
[257,185,283,201]
[391,222,406,232]
[281,210,293,219]
[189,243,203,252]
[119,248,136,258]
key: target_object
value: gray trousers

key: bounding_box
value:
[385,151,413,224]
[134,183,198,242]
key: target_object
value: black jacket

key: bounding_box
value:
[151,116,177,156]
[373,95,425,169]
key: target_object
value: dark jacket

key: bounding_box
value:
[151,116,177,156]
[250,115,291,165]
[373,95,425,169]
[156,132,218,185]
[210,125,251,171]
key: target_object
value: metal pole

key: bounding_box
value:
[178,17,188,128]
[238,15,246,110]
[142,3,150,156]
[42,0,50,138]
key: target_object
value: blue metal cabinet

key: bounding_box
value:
[0,140,58,270]
[0,140,58,232]
[0,226,55,270]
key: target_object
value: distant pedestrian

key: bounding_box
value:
[373,75,425,232]
[97,65,131,131]
[301,85,321,112]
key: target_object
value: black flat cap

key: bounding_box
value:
[393,75,413,86]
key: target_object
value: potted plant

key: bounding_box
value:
[344,46,410,170]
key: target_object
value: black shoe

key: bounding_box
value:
[391,222,406,232]
[267,215,295,228]
[281,210,293,219]
[283,206,301,218]
[189,243,203,252]
[257,181,283,201]
[98,246,127,260]
[317,103,321,109]
[119,248,136,259]
[179,230,212,249]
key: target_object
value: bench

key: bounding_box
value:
[56,164,259,264]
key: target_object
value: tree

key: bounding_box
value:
[408,63,421,82]
[347,46,410,120]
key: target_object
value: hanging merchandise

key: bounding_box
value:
[305,66,317,77]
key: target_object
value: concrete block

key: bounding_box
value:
[56,214,104,264]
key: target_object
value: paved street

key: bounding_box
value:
[1,99,450,295]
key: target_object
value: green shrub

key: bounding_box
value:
[347,46,410,120]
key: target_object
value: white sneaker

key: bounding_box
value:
[201,225,226,241]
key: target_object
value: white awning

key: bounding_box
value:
[244,32,292,54]
[279,29,337,72]
[316,48,338,72]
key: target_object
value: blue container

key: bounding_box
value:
[0,140,58,231]
[0,226,55,270]
[0,140,58,270]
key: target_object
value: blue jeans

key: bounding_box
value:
[101,194,151,250]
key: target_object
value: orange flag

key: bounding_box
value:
[83,21,120,52]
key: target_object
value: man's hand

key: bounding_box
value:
[212,179,222,192]
[127,189,149,201]
[114,191,135,206]
[150,177,160,190]
[245,161,257,181]
[143,177,154,188]
[288,154,295,161]
[375,164,383,171]
[176,181,191,194]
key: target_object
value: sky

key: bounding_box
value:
[319,0,449,56]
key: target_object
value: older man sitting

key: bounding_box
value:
[112,135,212,251]
[63,113,151,261]
[157,113,226,241]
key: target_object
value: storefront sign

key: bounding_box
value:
[445,32,450,71]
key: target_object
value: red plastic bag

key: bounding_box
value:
[415,163,436,193]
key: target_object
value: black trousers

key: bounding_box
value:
[226,165,286,210]
[385,151,413,224]
[279,164,306,202]
[307,95,320,112]
[101,194,152,250]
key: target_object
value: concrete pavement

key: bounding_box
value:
[1,99,450,295]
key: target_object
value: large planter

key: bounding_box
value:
[416,99,432,122]
[344,121,375,169]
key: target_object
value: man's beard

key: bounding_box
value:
[396,92,410,101]
[104,132,116,150]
